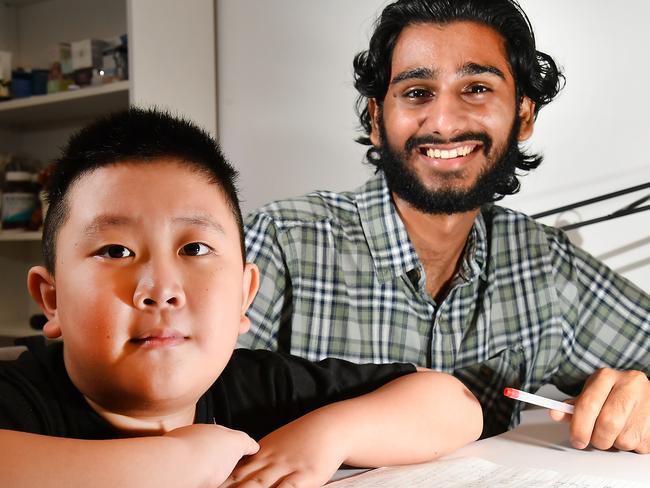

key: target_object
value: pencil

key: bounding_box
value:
[503,387,574,415]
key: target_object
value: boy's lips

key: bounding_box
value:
[130,328,189,348]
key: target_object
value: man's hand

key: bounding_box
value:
[549,368,649,453]
[165,424,259,486]
[221,411,346,488]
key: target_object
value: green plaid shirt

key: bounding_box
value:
[240,172,650,437]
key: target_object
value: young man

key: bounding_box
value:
[242,0,650,451]
[0,109,483,487]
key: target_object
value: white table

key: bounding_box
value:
[445,408,648,483]
[332,408,649,484]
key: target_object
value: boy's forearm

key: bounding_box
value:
[313,371,482,467]
[0,429,202,488]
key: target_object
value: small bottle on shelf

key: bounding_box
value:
[1,160,37,230]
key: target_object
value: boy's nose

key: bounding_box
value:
[132,265,187,310]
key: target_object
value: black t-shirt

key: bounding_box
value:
[0,337,415,440]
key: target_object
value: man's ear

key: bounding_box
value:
[518,96,536,141]
[27,266,61,339]
[368,98,381,146]
[238,262,260,335]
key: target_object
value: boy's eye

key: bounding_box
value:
[97,245,134,259]
[180,242,212,256]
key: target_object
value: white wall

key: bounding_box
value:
[129,0,217,136]
[0,4,18,53]
[216,0,650,292]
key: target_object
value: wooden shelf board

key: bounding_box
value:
[0,320,38,339]
[2,0,47,6]
[0,230,42,242]
[0,80,130,130]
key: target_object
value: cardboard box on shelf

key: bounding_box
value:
[71,39,109,71]
[0,51,11,99]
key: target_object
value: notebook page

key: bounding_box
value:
[327,457,645,488]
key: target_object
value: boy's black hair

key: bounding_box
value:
[43,107,245,274]
[353,0,565,176]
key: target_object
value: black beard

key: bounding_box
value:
[375,115,522,214]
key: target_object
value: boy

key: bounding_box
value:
[0,109,482,487]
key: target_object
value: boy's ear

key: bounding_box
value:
[518,96,536,141]
[27,266,62,339]
[368,98,381,147]
[238,262,260,335]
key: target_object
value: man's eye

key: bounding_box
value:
[97,245,134,259]
[466,84,490,94]
[180,242,212,256]
[405,88,433,99]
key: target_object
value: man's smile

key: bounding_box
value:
[419,143,480,160]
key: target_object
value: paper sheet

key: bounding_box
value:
[327,457,645,488]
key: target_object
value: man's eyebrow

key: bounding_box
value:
[83,215,133,236]
[458,62,506,80]
[390,67,436,85]
[172,215,226,234]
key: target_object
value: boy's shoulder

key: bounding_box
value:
[0,337,113,438]
[0,336,64,393]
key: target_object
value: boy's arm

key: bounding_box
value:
[1,424,258,488]
[224,370,482,487]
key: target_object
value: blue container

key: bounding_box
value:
[31,69,49,95]
[10,70,31,98]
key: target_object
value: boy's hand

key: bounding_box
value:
[166,424,259,486]
[221,413,345,488]
[549,368,650,453]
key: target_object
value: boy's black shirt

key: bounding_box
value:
[0,337,415,440]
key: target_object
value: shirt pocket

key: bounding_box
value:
[453,346,526,438]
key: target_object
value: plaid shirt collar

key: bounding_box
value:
[356,171,487,285]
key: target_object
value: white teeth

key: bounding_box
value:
[424,145,474,159]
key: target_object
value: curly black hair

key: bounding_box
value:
[354,0,565,174]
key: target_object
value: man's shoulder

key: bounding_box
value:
[483,204,567,245]
[245,188,361,232]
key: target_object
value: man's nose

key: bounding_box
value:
[421,92,469,140]
[132,260,186,310]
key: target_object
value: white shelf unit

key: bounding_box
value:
[0,0,217,341]
[0,81,130,130]
[0,230,41,241]
[0,0,129,341]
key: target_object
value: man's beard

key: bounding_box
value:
[375,115,522,214]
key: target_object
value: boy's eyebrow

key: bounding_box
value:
[172,215,226,234]
[83,215,133,236]
[82,215,226,236]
